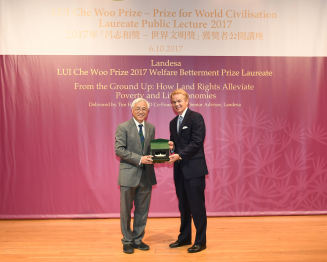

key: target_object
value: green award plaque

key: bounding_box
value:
[150,138,170,163]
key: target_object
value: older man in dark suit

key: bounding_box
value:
[168,89,208,253]
[115,98,156,254]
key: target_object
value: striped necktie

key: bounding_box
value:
[177,116,183,134]
[139,124,144,148]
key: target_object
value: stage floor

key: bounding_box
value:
[1,216,327,261]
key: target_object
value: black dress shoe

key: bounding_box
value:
[132,241,150,251]
[187,244,207,253]
[123,244,134,254]
[169,240,192,248]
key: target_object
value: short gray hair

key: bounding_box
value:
[131,98,150,110]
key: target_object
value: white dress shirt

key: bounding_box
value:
[133,118,145,137]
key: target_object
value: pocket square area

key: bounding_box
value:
[182,126,188,129]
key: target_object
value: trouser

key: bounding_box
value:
[174,166,207,246]
[120,170,152,245]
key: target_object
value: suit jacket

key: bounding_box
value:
[170,109,208,179]
[115,118,156,187]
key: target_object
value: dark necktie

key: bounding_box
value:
[139,124,144,148]
[177,116,183,134]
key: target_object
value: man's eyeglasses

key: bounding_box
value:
[134,107,148,112]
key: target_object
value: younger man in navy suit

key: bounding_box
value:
[168,89,208,253]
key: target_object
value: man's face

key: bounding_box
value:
[132,101,148,123]
[171,94,189,115]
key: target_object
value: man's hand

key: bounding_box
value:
[141,155,154,165]
[168,141,174,151]
[168,154,181,164]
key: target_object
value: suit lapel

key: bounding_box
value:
[177,109,191,140]
[144,121,150,151]
[171,115,178,141]
[129,118,143,152]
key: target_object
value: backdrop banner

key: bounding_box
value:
[1,55,327,218]
[1,0,327,218]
